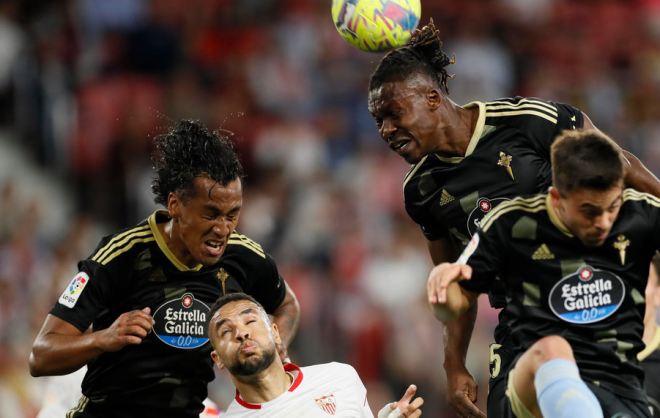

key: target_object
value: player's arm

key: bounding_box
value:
[29,308,154,377]
[271,280,300,361]
[427,263,479,322]
[583,112,660,197]
[428,238,485,418]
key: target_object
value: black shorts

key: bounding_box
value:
[585,382,652,418]
[487,343,515,418]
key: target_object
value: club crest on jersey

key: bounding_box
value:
[548,266,625,324]
[153,293,211,349]
[59,272,90,308]
[467,197,510,236]
[315,394,337,415]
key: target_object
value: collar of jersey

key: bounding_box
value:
[234,363,304,409]
[638,324,660,361]
[435,101,486,164]
[148,210,203,271]
[545,194,574,237]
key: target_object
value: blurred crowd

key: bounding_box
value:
[1,0,660,416]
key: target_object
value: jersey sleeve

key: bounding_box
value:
[340,363,372,417]
[49,259,120,332]
[528,99,584,158]
[220,234,286,314]
[458,217,506,294]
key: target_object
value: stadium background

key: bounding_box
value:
[1,0,660,416]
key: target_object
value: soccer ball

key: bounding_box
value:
[331,0,421,53]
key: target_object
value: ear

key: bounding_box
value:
[426,88,442,110]
[211,350,226,370]
[271,323,282,345]
[549,187,562,209]
[168,192,180,218]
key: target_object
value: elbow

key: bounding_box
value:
[29,352,45,377]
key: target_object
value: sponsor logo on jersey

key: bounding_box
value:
[532,244,555,260]
[153,293,210,349]
[548,266,625,324]
[457,233,480,265]
[439,189,455,206]
[59,272,90,308]
[467,197,510,236]
[315,394,337,415]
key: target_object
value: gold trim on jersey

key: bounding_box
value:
[148,210,203,271]
[623,188,660,207]
[463,101,486,157]
[402,155,429,193]
[91,225,151,263]
[228,231,266,258]
[639,324,660,361]
[485,99,558,124]
[480,195,547,233]
[545,194,573,237]
[66,395,90,418]
[436,155,464,164]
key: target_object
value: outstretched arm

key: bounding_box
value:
[428,239,485,418]
[582,112,660,197]
[271,280,300,362]
[29,308,154,376]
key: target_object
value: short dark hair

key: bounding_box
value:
[369,18,455,94]
[208,293,268,341]
[151,120,244,206]
[551,129,624,196]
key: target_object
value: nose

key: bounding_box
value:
[380,119,396,142]
[594,212,615,231]
[212,218,231,236]
[235,324,250,342]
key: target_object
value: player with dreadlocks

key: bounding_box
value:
[368,19,660,418]
[29,120,300,418]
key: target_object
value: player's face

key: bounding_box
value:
[551,184,623,247]
[210,300,281,376]
[169,176,243,267]
[368,76,442,164]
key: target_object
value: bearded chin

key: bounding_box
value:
[228,345,277,377]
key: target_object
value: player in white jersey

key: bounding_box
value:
[208,293,424,418]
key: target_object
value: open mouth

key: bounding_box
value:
[205,240,225,256]
[390,139,411,152]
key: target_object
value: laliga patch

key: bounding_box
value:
[152,293,210,349]
[59,272,90,308]
[457,233,480,265]
[467,197,510,236]
[548,266,625,324]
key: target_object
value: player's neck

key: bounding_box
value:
[233,362,293,404]
[157,218,197,268]
[434,100,478,157]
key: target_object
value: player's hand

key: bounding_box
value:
[276,343,291,364]
[445,366,486,418]
[427,263,472,305]
[100,307,155,352]
[388,385,424,418]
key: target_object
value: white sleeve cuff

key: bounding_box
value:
[377,404,403,418]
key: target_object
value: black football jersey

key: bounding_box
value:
[403,97,583,344]
[50,210,286,418]
[460,190,660,402]
[640,325,660,416]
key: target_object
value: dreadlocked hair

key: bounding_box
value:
[369,18,455,94]
[151,119,244,206]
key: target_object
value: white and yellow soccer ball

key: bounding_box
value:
[331,0,421,52]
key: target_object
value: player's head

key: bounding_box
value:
[208,293,281,378]
[367,19,455,164]
[151,120,244,266]
[645,253,660,331]
[549,129,625,247]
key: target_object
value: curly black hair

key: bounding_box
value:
[369,18,455,94]
[151,120,244,206]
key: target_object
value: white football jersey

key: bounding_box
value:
[222,362,373,417]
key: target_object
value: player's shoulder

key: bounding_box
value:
[301,362,360,380]
[479,193,548,233]
[483,96,561,127]
[87,217,154,267]
[402,154,445,201]
[622,188,660,209]
[224,231,268,260]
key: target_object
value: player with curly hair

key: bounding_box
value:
[368,19,660,418]
[29,120,300,418]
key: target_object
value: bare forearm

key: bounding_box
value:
[272,297,300,347]
[430,281,472,322]
[30,332,104,376]
[443,302,478,370]
[623,150,660,197]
